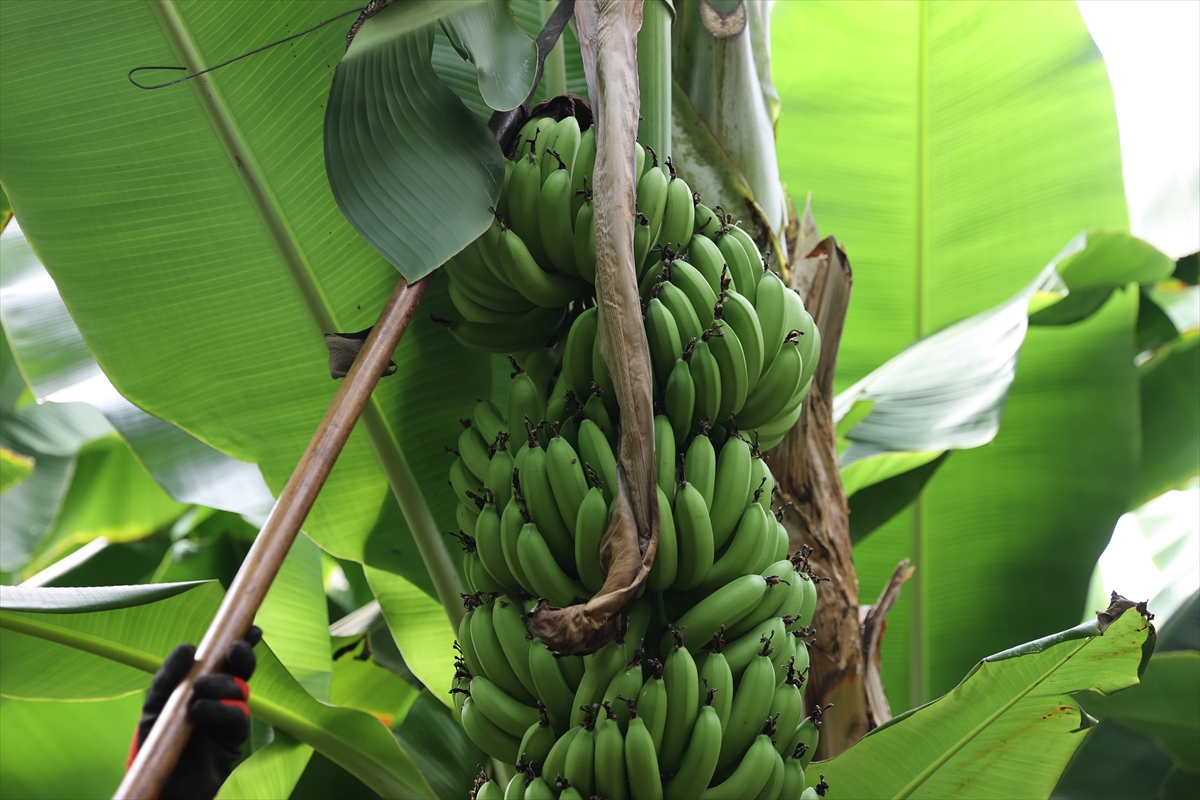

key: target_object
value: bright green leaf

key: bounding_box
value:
[366,566,457,705]
[328,9,503,280]
[1134,333,1200,506]
[256,534,332,701]
[0,447,33,494]
[816,607,1153,799]
[217,732,313,800]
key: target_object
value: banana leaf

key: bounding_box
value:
[772,0,1141,711]
[0,0,489,678]
[0,581,434,798]
[815,605,1154,799]
[0,446,33,494]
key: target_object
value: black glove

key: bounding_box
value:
[128,626,261,800]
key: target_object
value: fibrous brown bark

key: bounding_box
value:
[527,0,660,656]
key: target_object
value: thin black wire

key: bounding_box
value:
[128,6,364,90]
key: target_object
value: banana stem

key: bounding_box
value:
[542,0,568,97]
[637,0,672,167]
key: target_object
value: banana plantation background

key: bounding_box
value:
[1,1,1196,799]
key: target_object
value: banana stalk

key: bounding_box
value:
[527,0,660,656]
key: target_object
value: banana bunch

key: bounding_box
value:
[441,113,831,799]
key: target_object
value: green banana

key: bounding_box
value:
[755,271,790,373]
[664,358,696,445]
[717,291,765,392]
[647,485,678,592]
[771,663,805,755]
[582,391,616,451]
[758,749,786,800]
[710,434,753,548]
[450,456,484,510]
[493,596,539,699]
[645,296,683,393]
[471,676,540,737]
[726,565,794,641]
[697,504,772,596]
[563,708,596,799]
[636,152,669,243]
[502,498,536,594]
[780,757,806,800]
[717,228,757,302]
[517,447,575,571]
[653,414,677,503]
[725,619,787,685]
[569,127,595,221]
[633,212,655,276]
[539,166,578,276]
[467,548,503,593]
[603,651,645,733]
[591,337,618,417]
[665,697,722,798]
[571,639,626,712]
[726,224,764,304]
[786,715,820,769]
[449,279,530,323]
[673,574,768,651]
[573,199,596,284]
[459,424,492,484]
[507,153,551,268]
[535,118,563,181]
[738,336,803,430]
[472,600,538,705]
[558,652,585,693]
[546,434,588,535]
[594,707,628,800]
[669,259,718,328]
[476,775,506,800]
[797,571,819,627]
[462,696,522,764]
[518,707,557,769]
[497,226,585,309]
[694,202,720,237]
[625,710,664,800]
[673,479,716,591]
[563,306,596,396]
[574,486,609,593]
[445,239,524,304]
[687,234,727,295]
[656,169,695,252]
[688,337,722,434]
[458,500,480,533]
[684,432,716,509]
[547,115,581,178]
[518,522,587,608]
[772,516,791,563]
[700,632,734,731]
[558,785,582,800]
[658,628,700,774]
[657,279,705,350]
[576,418,617,505]
[504,772,526,800]
[751,456,774,516]
[529,641,575,734]
[719,642,778,770]
[513,115,548,161]
[524,778,554,800]
[755,396,804,452]
[459,603,484,678]
[542,724,581,788]
[485,447,516,512]
[448,305,568,354]
[796,311,820,391]
[635,141,646,180]
[707,323,749,420]
[635,659,668,754]
[473,400,508,448]
[476,502,521,593]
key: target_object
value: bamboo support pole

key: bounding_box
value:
[114,275,428,800]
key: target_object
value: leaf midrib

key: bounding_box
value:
[0,610,423,799]
[891,636,1090,799]
[149,0,461,627]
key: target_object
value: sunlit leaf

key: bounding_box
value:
[0,446,33,494]
[817,607,1153,799]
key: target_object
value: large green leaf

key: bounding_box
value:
[325,3,504,281]
[773,0,1127,390]
[256,533,332,701]
[0,221,274,517]
[0,0,488,633]
[815,606,1153,799]
[773,1,1138,711]
[439,2,536,113]
[0,446,33,494]
[1133,332,1200,506]
[217,731,313,800]
[0,693,144,800]
[0,582,434,798]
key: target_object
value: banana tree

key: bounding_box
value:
[0,0,1183,798]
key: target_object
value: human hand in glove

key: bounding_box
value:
[127,626,262,800]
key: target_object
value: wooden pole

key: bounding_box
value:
[114,275,428,800]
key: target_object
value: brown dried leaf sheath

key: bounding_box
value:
[527,0,659,656]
